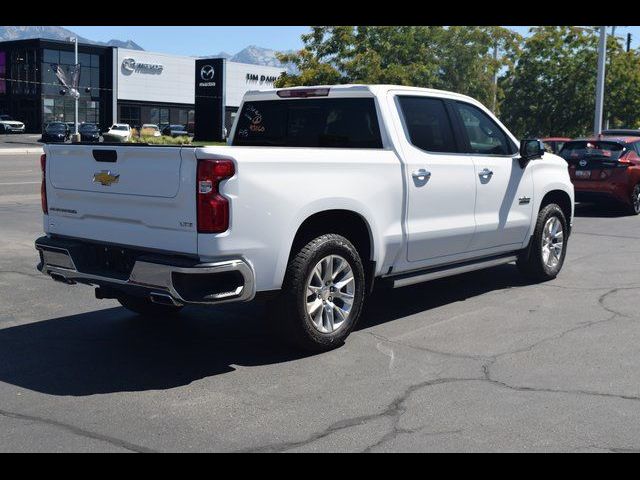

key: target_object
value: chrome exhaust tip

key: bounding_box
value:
[149,292,182,307]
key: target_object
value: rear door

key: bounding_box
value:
[45,144,199,254]
[391,94,477,263]
[563,140,627,182]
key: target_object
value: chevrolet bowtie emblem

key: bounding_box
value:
[93,170,120,186]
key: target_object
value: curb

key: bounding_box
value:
[0,147,44,155]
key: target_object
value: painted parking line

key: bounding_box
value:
[0,181,41,186]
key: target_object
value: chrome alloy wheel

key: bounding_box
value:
[541,216,564,269]
[305,254,355,334]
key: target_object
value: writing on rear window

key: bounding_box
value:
[232,98,383,148]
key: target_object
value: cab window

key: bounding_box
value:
[455,102,517,155]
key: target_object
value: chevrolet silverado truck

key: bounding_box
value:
[35,85,574,351]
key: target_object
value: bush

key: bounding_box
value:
[128,135,193,145]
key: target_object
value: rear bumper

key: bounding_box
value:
[574,183,630,205]
[35,236,255,306]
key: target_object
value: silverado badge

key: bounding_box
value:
[93,170,120,186]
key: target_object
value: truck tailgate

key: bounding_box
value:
[44,144,198,255]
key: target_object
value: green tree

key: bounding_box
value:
[276,26,521,113]
[501,26,640,138]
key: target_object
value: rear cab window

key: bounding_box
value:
[232,98,383,148]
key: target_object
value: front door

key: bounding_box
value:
[451,101,534,252]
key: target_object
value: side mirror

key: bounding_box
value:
[519,138,545,167]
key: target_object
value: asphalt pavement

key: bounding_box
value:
[1,152,639,452]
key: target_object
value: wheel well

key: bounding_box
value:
[290,210,375,290]
[291,210,373,262]
[540,190,572,229]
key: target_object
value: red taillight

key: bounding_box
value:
[40,154,48,214]
[276,87,330,98]
[196,158,234,233]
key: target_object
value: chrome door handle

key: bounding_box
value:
[412,168,431,180]
[479,168,494,178]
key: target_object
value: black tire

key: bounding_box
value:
[272,234,366,352]
[517,203,568,281]
[117,294,183,318]
[627,183,640,216]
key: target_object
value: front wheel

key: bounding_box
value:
[272,234,366,352]
[517,203,568,281]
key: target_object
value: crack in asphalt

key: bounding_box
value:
[240,285,640,453]
[0,408,157,453]
[237,377,478,453]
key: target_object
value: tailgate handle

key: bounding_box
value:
[93,150,117,163]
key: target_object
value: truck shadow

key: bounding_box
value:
[0,265,531,396]
[574,202,629,218]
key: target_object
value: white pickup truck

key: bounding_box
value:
[36,85,574,351]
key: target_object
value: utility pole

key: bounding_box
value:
[492,41,498,113]
[69,36,80,142]
[627,33,632,52]
[594,26,607,135]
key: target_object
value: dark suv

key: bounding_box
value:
[561,136,640,215]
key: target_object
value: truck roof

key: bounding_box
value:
[243,84,481,105]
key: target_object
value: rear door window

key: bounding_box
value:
[397,96,458,153]
[233,98,382,148]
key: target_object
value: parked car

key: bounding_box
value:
[542,137,571,155]
[0,114,26,133]
[103,123,131,142]
[78,123,101,143]
[35,85,574,352]
[601,129,640,137]
[161,124,189,137]
[561,136,640,215]
[41,122,69,143]
[141,124,161,137]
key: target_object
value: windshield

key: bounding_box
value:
[560,141,626,162]
[46,123,66,132]
[79,124,98,132]
[0,114,11,121]
[111,125,128,131]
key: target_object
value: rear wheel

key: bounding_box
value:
[117,294,183,318]
[517,203,568,281]
[273,234,366,352]
[628,183,640,215]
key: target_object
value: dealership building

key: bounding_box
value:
[0,38,285,133]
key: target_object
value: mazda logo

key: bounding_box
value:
[201,65,215,81]
[121,57,136,72]
[579,159,588,167]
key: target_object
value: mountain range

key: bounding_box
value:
[0,26,294,72]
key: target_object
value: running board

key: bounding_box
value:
[389,254,518,289]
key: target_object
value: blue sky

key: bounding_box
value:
[65,26,640,56]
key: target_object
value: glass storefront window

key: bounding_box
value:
[43,49,59,64]
[0,52,5,95]
[59,51,75,65]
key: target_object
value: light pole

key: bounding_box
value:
[68,36,80,142]
[594,26,607,135]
